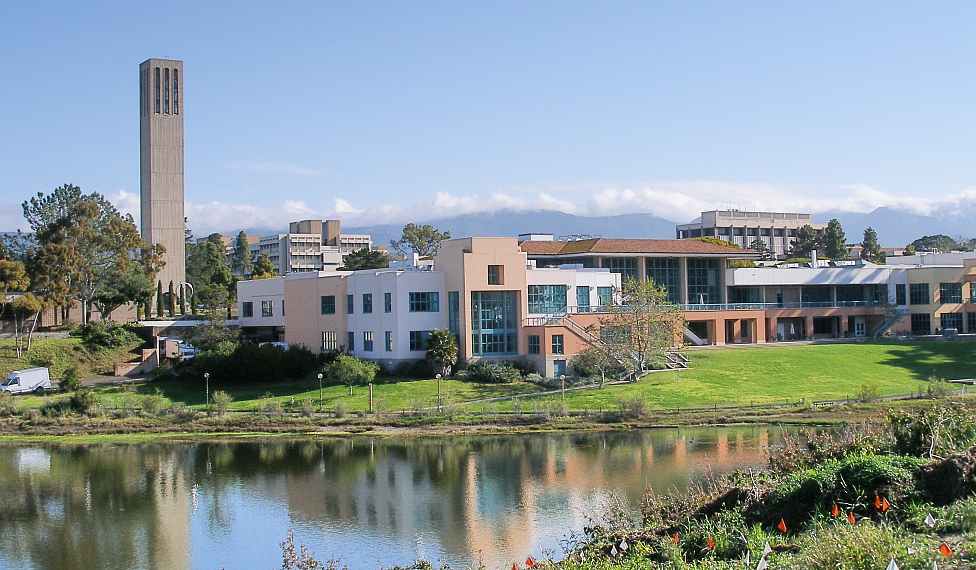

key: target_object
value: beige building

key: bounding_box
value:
[676,210,827,257]
[139,58,185,289]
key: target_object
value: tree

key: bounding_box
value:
[907,235,959,253]
[196,283,230,323]
[425,329,458,377]
[92,264,155,320]
[251,252,277,279]
[231,231,253,278]
[11,293,44,356]
[860,227,885,263]
[588,279,684,381]
[571,347,624,387]
[339,248,389,271]
[0,260,30,322]
[324,354,379,396]
[748,238,774,261]
[186,235,233,294]
[788,224,820,258]
[23,184,159,325]
[389,223,451,258]
[821,219,849,259]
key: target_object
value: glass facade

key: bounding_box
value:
[645,258,681,303]
[601,257,639,283]
[728,287,760,304]
[527,285,567,314]
[471,291,518,355]
[687,258,721,304]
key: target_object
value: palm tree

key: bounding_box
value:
[425,329,458,377]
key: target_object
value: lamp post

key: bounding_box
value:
[436,373,442,412]
[317,373,323,412]
[203,372,210,415]
[560,375,566,399]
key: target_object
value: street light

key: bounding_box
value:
[203,372,210,415]
[436,373,442,412]
[560,375,566,399]
[317,373,323,412]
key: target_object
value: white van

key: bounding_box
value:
[1,368,52,395]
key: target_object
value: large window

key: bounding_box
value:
[728,287,760,304]
[363,331,374,352]
[602,257,639,283]
[940,283,963,304]
[242,302,253,317]
[384,292,392,313]
[261,300,273,317]
[551,335,564,355]
[687,258,720,304]
[896,284,907,305]
[867,284,888,305]
[321,331,337,351]
[488,265,503,285]
[320,295,335,315]
[969,312,976,333]
[528,285,567,314]
[577,286,591,312]
[910,283,929,305]
[448,291,460,336]
[646,258,681,303]
[471,291,518,355]
[347,294,354,314]
[528,335,540,354]
[409,292,440,312]
[941,313,963,331]
[363,293,373,314]
[597,287,613,308]
[409,330,431,351]
[910,313,931,335]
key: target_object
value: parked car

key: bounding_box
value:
[1,368,52,395]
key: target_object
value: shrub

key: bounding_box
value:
[615,395,647,419]
[59,367,82,392]
[298,398,314,418]
[856,380,882,402]
[70,389,99,415]
[211,390,233,417]
[71,321,138,350]
[888,405,976,457]
[0,391,15,416]
[259,392,283,416]
[462,362,522,384]
[143,389,167,415]
[334,401,347,419]
[793,522,938,570]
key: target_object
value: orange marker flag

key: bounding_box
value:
[831,503,840,517]
[776,518,788,533]
[526,556,535,568]
[939,542,953,557]
[881,497,891,512]
[512,564,519,570]
[708,537,715,550]
[673,533,680,544]
[847,511,857,525]
[874,495,882,509]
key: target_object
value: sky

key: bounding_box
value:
[2,1,975,237]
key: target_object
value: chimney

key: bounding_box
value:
[811,249,818,268]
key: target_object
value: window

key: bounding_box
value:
[597,287,613,308]
[867,284,888,305]
[470,291,518,355]
[528,335,540,354]
[172,69,179,114]
[363,293,373,313]
[551,335,564,355]
[972,284,976,304]
[409,330,431,351]
[528,285,567,314]
[154,67,160,113]
[687,258,721,304]
[242,302,253,317]
[363,331,374,352]
[896,284,907,306]
[940,283,963,304]
[163,68,170,113]
[385,331,393,352]
[384,292,392,313]
[347,294,354,314]
[322,331,337,351]
[728,287,760,304]
[910,314,931,335]
[969,312,976,333]
[448,291,460,336]
[910,283,929,305]
[941,313,963,331]
[347,331,355,352]
[577,286,591,312]
[646,257,681,304]
[320,295,335,315]
[281,300,285,316]
[602,257,639,283]
[488,265,503,285]
[409,292,440,312]
[261,300,273,317]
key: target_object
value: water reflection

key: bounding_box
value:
[0,426,783,569]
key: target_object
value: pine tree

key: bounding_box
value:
[821,219,849,259]
[788,225,820,258]
[860,227,885,263]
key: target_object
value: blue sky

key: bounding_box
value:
[2,1,975,236]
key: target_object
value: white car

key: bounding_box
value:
[1,368,52,395]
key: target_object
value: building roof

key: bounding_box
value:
[519,237,754,256]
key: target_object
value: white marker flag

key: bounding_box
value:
[886,559,899,570]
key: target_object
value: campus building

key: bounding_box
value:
[675,210,827,257]
[139,58,185,289]
[249,219,373,276]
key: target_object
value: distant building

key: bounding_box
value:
[139,58,185,288]
[247,219,374,276]
[676,210,827,257]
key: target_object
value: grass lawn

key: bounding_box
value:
[0,338,142,379]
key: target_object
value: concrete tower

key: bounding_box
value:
[139,58,185,291]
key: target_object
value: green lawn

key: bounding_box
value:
[24,339,976,415]
[0,338,142,379]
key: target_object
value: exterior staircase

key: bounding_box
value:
[872,307,908,339]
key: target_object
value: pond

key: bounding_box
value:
[0,426,785,569]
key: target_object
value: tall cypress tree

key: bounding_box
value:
[821,219,849,259]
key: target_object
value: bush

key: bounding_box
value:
[70,389,99,414]
[615,395,647,418]
[59,367,82,392]
[211,390,233,417]
[462,362,522,384]
[71,321,138,350]
[888,405,976,457]
[298,398,314,418]
[143,389,167,415]
[259,392,283,416]
[334,401,347,419]
[0,391,15,416]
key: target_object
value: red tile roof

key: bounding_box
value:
[519,238,754,256]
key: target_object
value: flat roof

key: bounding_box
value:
[519,237,756,257]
